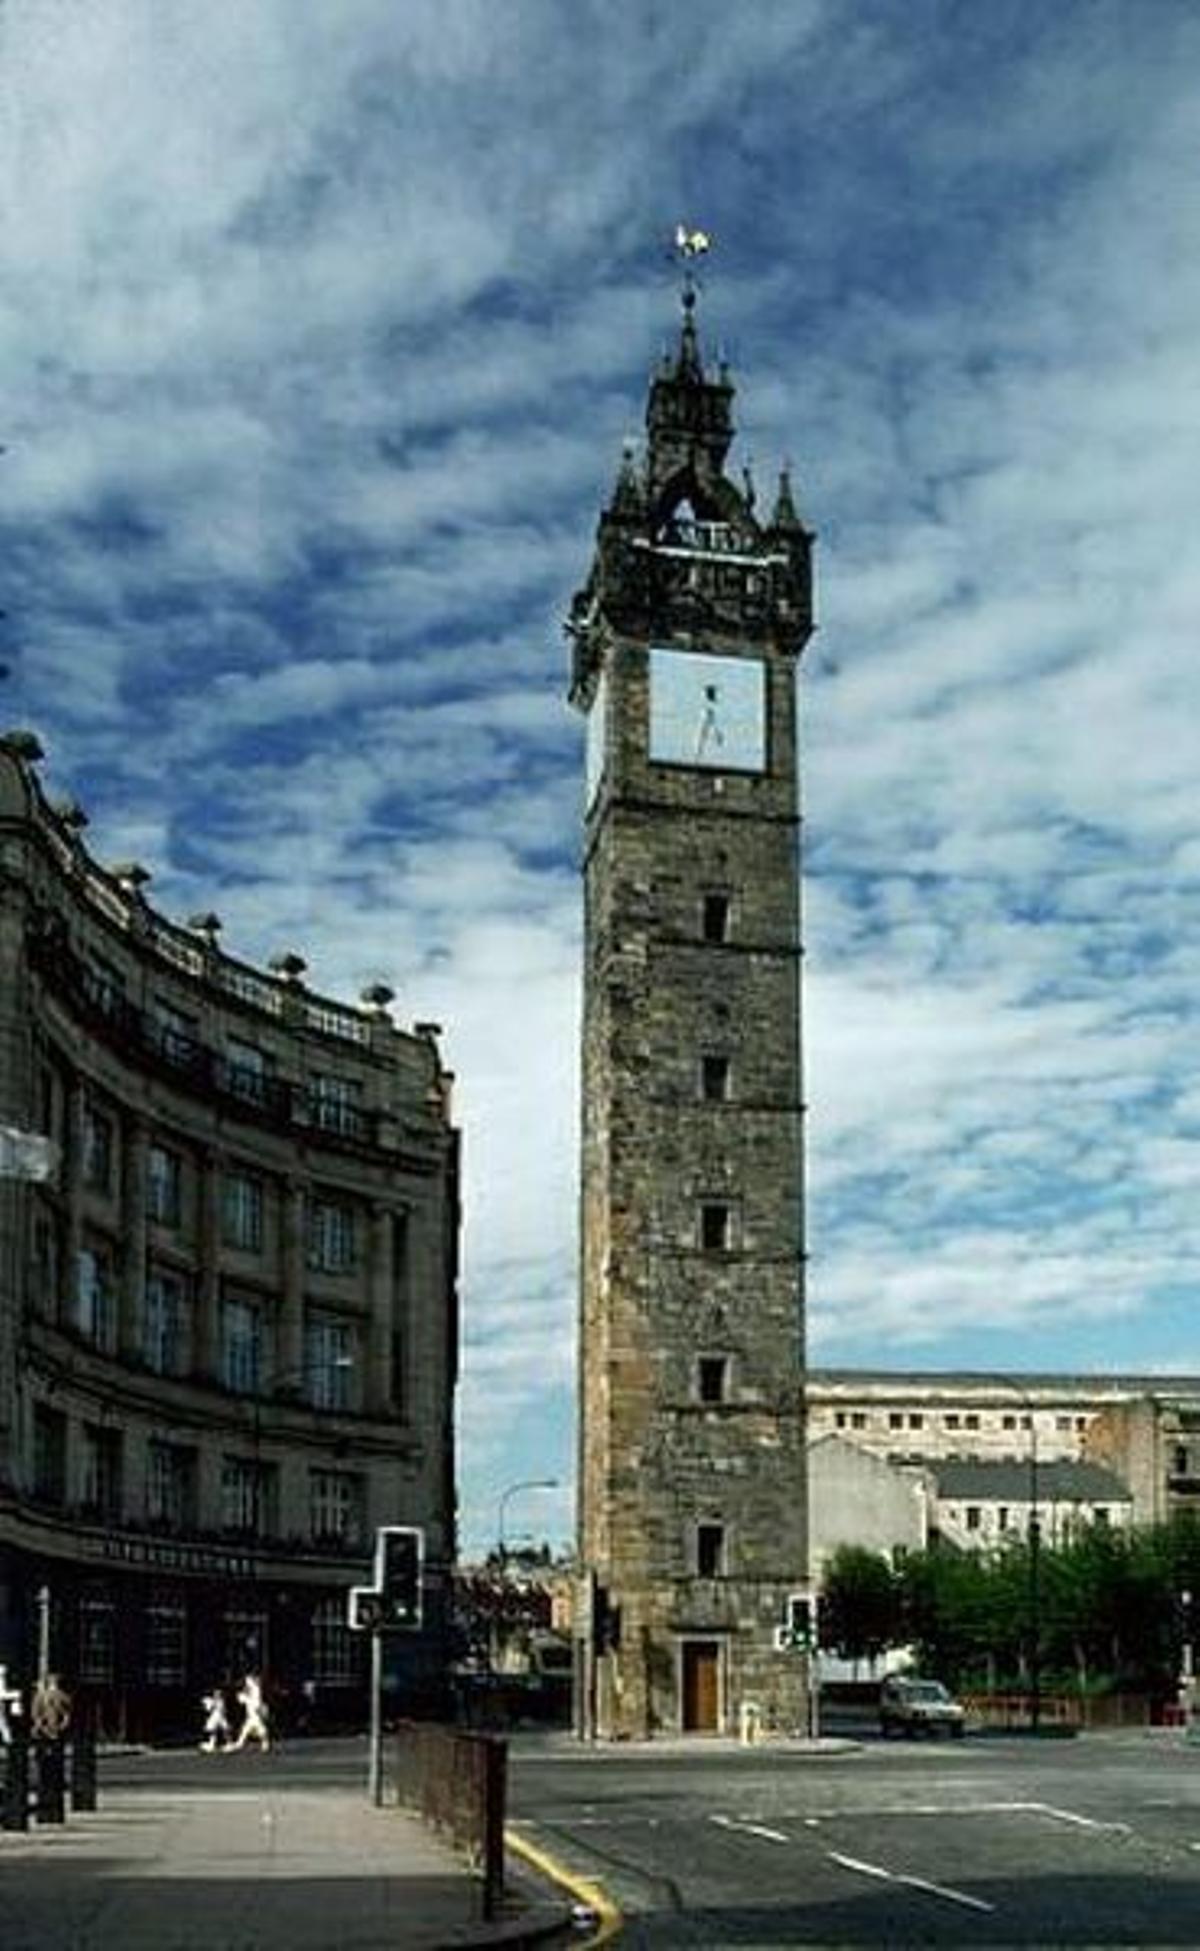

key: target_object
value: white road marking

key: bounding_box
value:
[900,1872,995,1913]
[828,1850,995,1914]
[710,1814,788,1843]
[827,1851,891,1881]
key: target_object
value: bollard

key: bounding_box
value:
[2,1733,30,1831]
[34,1737,66,1824]
[71,1714,98,1812]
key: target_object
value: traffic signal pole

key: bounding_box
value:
[368,1627,384,1807]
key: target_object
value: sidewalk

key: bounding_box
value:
[0,1781,568,1951]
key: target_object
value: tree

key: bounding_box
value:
[819,1546,899,1663]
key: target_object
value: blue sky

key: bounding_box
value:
[2,1,1198,1556]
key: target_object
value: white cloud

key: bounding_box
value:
[3,2,1199,1549]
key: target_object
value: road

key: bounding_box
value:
[507,1726,1200,1945]
[97,1726,1200,1943]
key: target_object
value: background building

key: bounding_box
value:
[0,733,460,1738]
[572,289,812,1738]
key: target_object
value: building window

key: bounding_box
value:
[31,1209,61,1319]
[309,1075,363,1138]
[1056,1415,1071,1431]
[76,1244,116,1350]
[697,1356,729,1405]
[1094,1507,1111,1529]
[147,1441,197,1532]
[307,1198,356,1273]
[221,1456,273,1537]
[888,1412,904,1429]
[32,1404,66,1506]
[700,1055,731,1103]
[147,1144,182,1225]
[1175,1446,1190,1477]
[153,998,199,1067]
[78,1595,116,1684]
[964,1414,979,1431]
[1002,1414,1017,1430]
[909,1414,924,1430]
[82,1104,114,1193]
[145,1596,186,1686]
[311,1594,358,1683]
[145,1267,190,1376]
[851,1411,866,1429]
[945,1414,960,1430]
[966,1505,982,1532]
[226,1037,268,1104]
[223,1171,264,1251]
[304,1316,355,1410]
[79,1424,122,1521]
[701,893,731,944]
[998,1506,1009,1532]
[1075,1416,1088,1431]
[221,1294,264,1394]
[700,1201,731,1252]
[696,1523,725,1577]
[309,1469,364,1544]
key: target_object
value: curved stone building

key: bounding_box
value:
[0,733,459,1738]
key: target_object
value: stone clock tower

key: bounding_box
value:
[569,286,814,1739]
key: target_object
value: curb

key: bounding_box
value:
[506,1827,623,1946]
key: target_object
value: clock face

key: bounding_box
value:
[648,648,766,773]
[585,669,607,808]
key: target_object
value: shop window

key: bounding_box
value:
[78,1595,115,1684]
[311,1595,357,1683]
[146,1596,186,1687]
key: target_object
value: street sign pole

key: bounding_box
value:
[367,1627,383,1807]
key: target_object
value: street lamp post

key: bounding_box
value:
[497,1478,559,1565]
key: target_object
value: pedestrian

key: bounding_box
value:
[30,1672,71,1742]
[230,1671,270,1751]
[0,1664,22,1747]
[199,1687,231,1752]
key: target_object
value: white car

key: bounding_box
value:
[879,1676,966,1739]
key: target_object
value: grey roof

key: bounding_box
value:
[932,1458,1131,1504]
[809,1367,1200,1400]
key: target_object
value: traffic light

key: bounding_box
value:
[348,1587,385,1632]
[786,1593,815,1647]
[376,1526,423,1629]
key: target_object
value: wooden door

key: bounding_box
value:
[681,1640,720,1732]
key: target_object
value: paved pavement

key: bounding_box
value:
[1,1776,570,1951]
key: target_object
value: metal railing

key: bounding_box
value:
[391,1723,506,1921]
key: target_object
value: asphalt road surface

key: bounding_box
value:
[99,1726,1200,1944]
[508,1727,1200,1946]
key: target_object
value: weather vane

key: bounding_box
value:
[673,223,712,303]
